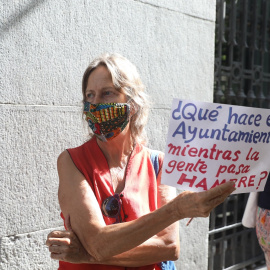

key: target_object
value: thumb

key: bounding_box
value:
[65,215,73,232]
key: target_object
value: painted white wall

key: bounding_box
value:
[1,0,216,269]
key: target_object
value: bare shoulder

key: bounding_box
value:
[57,150,72,168]
[57,150,79,178]
[57,150,84,192]
[57,150,87,214]
[159,151,165,159]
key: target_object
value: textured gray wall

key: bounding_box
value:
[1,0,216,269]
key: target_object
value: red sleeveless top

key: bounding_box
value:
[59,137,163,270]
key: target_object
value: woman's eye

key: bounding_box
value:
[86,93,94,99]
[103,91,112,96]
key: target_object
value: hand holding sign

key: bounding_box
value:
[172,181,235,219]
[162,99,270,194]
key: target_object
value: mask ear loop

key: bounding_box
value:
[120,84,136,117]
[127,99,137,118]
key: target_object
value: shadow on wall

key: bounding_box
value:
[1,0,46,36]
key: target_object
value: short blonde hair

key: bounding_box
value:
[82,53,149,144]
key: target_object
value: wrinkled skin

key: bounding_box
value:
[46,182,235,264]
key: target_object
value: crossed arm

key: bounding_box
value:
[46,150,235,266]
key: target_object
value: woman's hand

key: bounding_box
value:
[174,181,235,219]
[46,216,92,263]
[54,150,235,263]
[46,182,234,264]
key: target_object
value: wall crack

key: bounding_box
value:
[132,0,214,22]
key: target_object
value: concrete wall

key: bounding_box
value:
[1,0,216,269]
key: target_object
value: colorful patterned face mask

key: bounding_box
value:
[83,102,130,142]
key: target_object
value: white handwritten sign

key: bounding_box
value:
[161,99,270,194]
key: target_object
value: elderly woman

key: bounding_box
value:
[46,53,235,270]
